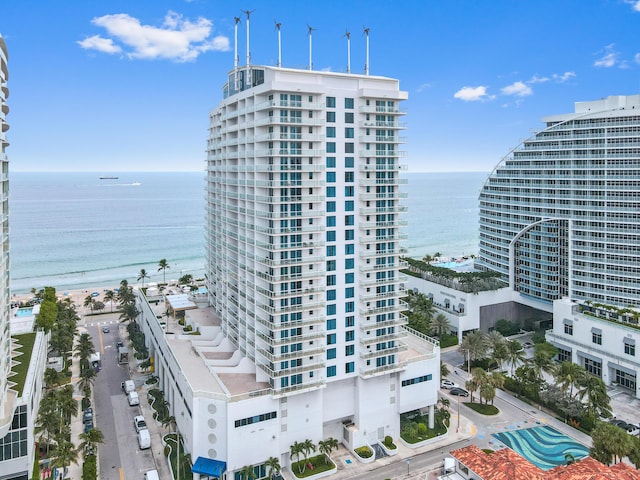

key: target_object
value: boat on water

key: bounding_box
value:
[99,176,119,179]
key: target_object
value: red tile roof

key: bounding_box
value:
[451,445,640,480]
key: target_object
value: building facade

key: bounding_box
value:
[136,55,440,478]
[0,35,12,442]
[476,94,640,395]
[0,34,47,480]
[478,95,640,308]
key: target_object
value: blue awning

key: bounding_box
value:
[192,457,227,478]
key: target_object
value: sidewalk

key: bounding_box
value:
[66,326,86,480]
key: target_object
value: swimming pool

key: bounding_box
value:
[15,307,34,317]
[197,287,208,294]
[432,259,475,271]
[491,425,589,470]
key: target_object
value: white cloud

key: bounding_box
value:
[77,35,122,54]
[635,53,640,64]
[624,0,640,11]
[416,83,432,93]
[78,11,230,62]
[501,81,532,97]
[552,71,575,82]
[453,86,492,102]
[528,75,549,84]
[594,44,619,68]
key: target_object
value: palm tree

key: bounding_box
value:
[405,291,436,321]
[74,333,96,362]
[290,441,305,474]
[301,439,316,469]
[440,361,450,380]
[51,435,79,478]
[238,465,256,480]
[576,374,612,419]
[77,361,96,392]
[554,361,586,399]
[158,259,170,284]
[119,303,140,324]
[83,295,94,312]
[56,385,78,424]
[467,367,488,404]
[179,273,193,286]
[264,457,281,480]
[103,290,116,312]
[318,437,339,464]
[590,421,634,464]
[505,340,526,376]
[429,313,451,338]
[78,428,104,458]
[138,268,150,288]
[459,330,489,373]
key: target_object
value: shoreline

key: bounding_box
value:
[12,285,120,307]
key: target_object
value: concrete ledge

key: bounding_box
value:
[399,430,449,449]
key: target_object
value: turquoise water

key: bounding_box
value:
[432,259,475,271]
[15,307,34,317]
[197,287,208,294]
[491,426,589,470]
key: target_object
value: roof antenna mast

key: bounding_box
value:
[363,26,370,75]
[233,16,240,70]
[307,25,316,71]
[242,9,255,66]
[275,21,282,67]
[344,30,351,73]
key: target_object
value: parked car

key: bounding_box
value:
[134,415,147,433]
[522,341,533,349]
[84,419,94,434]
[450,387,470,397]
[128,391,140,406]
[116,340,124,348]
[83,408,93,424]
[102,326,110,333]
[440,380,457,389]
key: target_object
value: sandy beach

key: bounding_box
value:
[12,285,121,308]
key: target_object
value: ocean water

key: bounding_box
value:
[9,171,488,293]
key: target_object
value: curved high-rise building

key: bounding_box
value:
[478,95,640,308]
[0,34,13,437]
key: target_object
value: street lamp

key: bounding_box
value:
[406,458,411,475]
[457,393,460,433]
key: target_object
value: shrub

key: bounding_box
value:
[354,446,373,458]
[417,423,427,434]
[382,436,396,449]
[82,453,97,480]
[81,397,91,410]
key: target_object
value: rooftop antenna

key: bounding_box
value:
[275,21,282,67]
[233,17,240,70]
[307,24,316,71]
[233,16,241,91]
[344,30,351,73]
[363,26,370,75]
[242,9,255,66]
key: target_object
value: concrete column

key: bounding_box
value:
[428,404,435,429]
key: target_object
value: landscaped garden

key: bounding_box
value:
[400,404,449,444]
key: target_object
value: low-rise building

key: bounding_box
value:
[137,291,440,478]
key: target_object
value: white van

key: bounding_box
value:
[143,471,159,480]
[138,429,151,450]
[122,380,135,394]
[128,391,139,406]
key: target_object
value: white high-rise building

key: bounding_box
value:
[0,33,15,444]
[0,34,48,480]
[477,95,640,396]
[137,30,440,479]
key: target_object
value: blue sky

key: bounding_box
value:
[2,0,640,173]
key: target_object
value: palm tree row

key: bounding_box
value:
[404,290,452,339]
[289,437,338,474]
[458,329,612,421]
